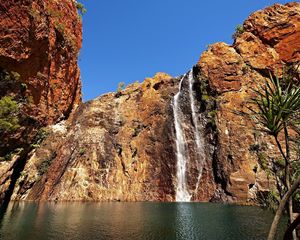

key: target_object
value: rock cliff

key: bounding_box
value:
[0,0,82,204]
[2,2,300,203]
[198,2,300,201]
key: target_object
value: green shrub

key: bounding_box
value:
[20,171,28,178]
[117,82,125,93]
[37,152,56,176]
[207,118,217,131]
[199,78,208,95]
[53,21,77,51]
[0,70,21,92]
[275,158,285,168]
[37,158,52,176]
[76,2,87,15]
[208,110,217,118]
[31,128,49,148]
[46,7,62,18]
[265,190,280,212]
[52,83,57,90]
[28,7,40,20]
[55,21,66,35]
[293,189,300,202]
[291,159,300,182]
[202,94,210,101]
[79,148,85,156]
[249,143,260,152]
[0,148,24,162]
[232,24,245,40]
[26,95,34,105]
[258,152,268,170]
[0,96,19,132]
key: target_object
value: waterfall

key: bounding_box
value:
[173,74,191,202]
[187,70,206,194]
[173,69,205,202]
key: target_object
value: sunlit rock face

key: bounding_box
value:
[12,74,180,201]
[7,2,300,203]
[0,0,82,204]
[198,2,300,202]
[11,71,219,202]
[0,0,82,125]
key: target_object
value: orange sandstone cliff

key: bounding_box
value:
[0,0,82,204]
[1,2,300,203]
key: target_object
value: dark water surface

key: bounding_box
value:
[0,202,286,240]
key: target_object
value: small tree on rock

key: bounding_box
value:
[248,64,300,240]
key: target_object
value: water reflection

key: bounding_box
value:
[175,203,196,239]
[0,202,286,240]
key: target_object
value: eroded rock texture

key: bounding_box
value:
[4,3,300,203]
[12,74,179,201]
[198,2,300,202]
[0,0,82,125]
[0,0,82,204]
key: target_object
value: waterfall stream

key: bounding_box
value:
[173,74,191,202]
[187,70,206,194]
[173,69,205,202]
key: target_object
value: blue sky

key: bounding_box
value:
[79,0,292,101]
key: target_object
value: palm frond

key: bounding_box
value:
[250,70,300,136]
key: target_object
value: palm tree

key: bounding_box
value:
[250,68,300,240]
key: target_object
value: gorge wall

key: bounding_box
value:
[1,2,300,203]
[0,0,82,204]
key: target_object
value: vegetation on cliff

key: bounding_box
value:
[0,0,82,205]
[0,96,19,132]
[248,63,300,239]
[75,1,87,15]
[232,24,244,40]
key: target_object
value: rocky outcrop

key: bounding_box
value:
[198,2,300,202]
[243,2,300,64]
[0,0,82,204]
[4,2,300,203]
[11,70,221,202]
[12,74,179,201]
[0,0,82,125]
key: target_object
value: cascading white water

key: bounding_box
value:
[187,70,206,193]
[173,74,192,202]
[173,69,205,202]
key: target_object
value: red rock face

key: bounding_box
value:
[12,74,179,201]
[0,0,82,204]
[244,3,300,63]
[0,0,82,125]
[197,2,300,202]
[199,43,244,93]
